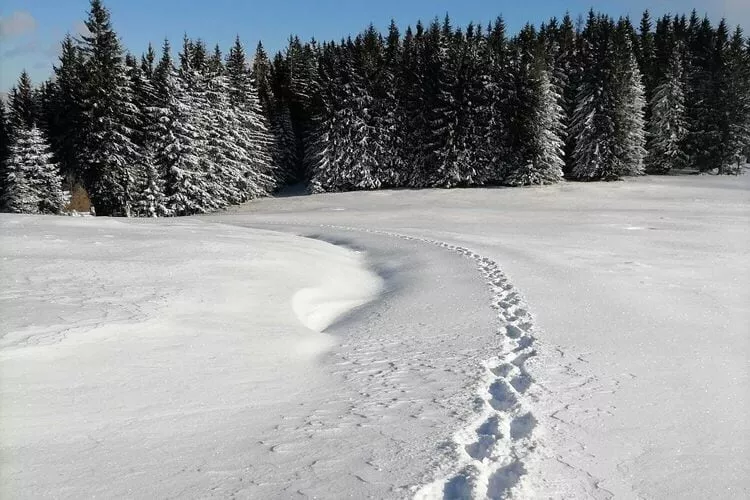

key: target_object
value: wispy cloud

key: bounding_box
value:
[0,11,37,39]
[2,39,58,59]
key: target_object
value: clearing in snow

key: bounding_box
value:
[1,174,749,499]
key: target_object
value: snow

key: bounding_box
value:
[2,174,749,498]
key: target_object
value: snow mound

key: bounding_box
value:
[292,251,383,333]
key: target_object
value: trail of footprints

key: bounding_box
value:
[320,225,539,500]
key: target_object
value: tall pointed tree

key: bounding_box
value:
[8,71,36,133]
[49,35,87,184]
[225,36,277,196]
[77,0,141,215]
[505,26,564,185]
[571,14,620,181]
[613,18,647,177]
[646,43,687,174]
[720,26,750,173]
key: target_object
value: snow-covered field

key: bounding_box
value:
[2,174,749,499]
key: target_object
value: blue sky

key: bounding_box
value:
[1,0,748,92]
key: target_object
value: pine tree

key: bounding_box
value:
[636,11,657,112]
[225,36,277,197]
[127,50,168,216]
[646,44,687,174]
[78,0,141,216]
[505,26,564,185]
[551,13,578,176]
[3,126,65,214]
[306,43,340,192]
[486,16,514,182]
[333,38,381,191]
[48,35,87,184]
[684,15,718,172]
[0,100,9,209]
[377,19,407,187]
[251,41,275,115]
[423,16,463,187]
[269,52,300,180]
[720,26,750,174]
[571,14,620,181]
[8,71,36,133]
[155,38,215,215]
[613,18,647,177]
[400,23,430,186]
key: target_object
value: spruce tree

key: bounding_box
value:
[8,71,36,133]
[400,23,430,186]
[505,26,564,185]
[269,52,300,180]
[721,26,750,173]
[155,38,215,215]
[646,44,687,174]
[78,0,141,216]
[0,100,9,209]
[684,16,717,172]
[251,41,275,115]
[127,51,167,216]
[423,17,462,187]
[3,126,65,214]
[613,18,647,177]
[571,14,620,181]
[484,17,513,182]
[332,38,382,191]
[225,36,277,197]
[377,20,407,187]
[637,11,657,112]
[49,35,87,184]
[552,13,578,176]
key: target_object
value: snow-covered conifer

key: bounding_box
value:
[722,27,750,174]
[646,45,687,174]
[3,126,65,214]
[78,0,142,216]
[504,28,564,186]
[613,20,647,177]
[571,14,621,181]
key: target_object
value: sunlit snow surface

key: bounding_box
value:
[2,174,749,499]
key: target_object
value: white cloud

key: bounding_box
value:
[0,11,37,39]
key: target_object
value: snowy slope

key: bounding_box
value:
[0,217,386,498]
[214,174,750,499]
[2,174,749,499]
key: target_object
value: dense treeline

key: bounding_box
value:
[1,1,748,216]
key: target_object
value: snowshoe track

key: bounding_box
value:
[317,224,540,500]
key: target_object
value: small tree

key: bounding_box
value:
[3,126,65,214]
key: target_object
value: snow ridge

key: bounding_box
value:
[319,224,540,500]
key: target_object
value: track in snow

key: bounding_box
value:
[319,225,540,500]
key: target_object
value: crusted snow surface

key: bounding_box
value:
[216,174,749,499]
[2,173,749,499]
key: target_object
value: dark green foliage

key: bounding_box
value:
[11,1,748,217]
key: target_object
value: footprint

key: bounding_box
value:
[510,372,533,393]
[510,413,537,441]
[487,461,525,499]
[511,350,536,367]
[506,325,525,339]
[442,469,474,500]
[488,380,518,411]
[465,434,497,460]
[490,363,515,379]
[465,416,503,460]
